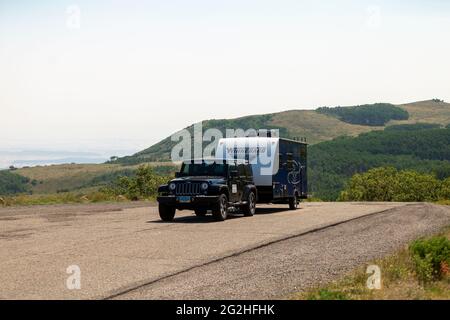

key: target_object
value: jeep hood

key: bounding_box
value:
[170,176,226,184]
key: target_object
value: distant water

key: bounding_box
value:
[10,157,108,168]
[0,150,111,169]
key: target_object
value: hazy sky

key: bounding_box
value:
[1,0,450,155]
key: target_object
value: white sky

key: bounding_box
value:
[1,0,450,155]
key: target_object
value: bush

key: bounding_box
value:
[103,165,169,200]
[0,171,31,195]
[339,167,443,202]
[409,236,450,283]
[439,177,450,200]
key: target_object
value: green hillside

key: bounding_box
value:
[309,126,450,200]
[116,99,450,164]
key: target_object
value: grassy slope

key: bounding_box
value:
[16,162,177,194]
[395,100,450,126]
[269,110,382,144]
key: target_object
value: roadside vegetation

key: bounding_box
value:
[293,227,450,300]
[339,167,450,202]
[101,165,169,201]
[0,164,174,207]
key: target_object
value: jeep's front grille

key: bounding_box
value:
[175,182,201,195]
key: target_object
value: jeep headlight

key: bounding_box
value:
[201,182,209,191]
[169,183,176,191]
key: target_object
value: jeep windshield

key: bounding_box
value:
[179,162,227,177]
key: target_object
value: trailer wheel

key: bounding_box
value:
[194,209,207,217]
[289,194,298,210]
[212,194,228,221]
[159,204,176,221]
[243,191,256,216]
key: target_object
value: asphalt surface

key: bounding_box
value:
[0,201,449,299]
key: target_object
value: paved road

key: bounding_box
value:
[0,202,449,299]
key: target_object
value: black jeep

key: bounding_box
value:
[157,159,257,221]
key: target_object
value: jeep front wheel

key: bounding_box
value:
[213,194,228,221]
[243,191,256,216]
[159,204,176,221]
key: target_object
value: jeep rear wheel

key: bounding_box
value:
[213,194,228,221]
[243,191,256,216]
[159,204,176,221]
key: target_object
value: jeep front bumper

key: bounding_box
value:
[157,195,220,210]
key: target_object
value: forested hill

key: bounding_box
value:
[114,99,450,164]
[309,125,450,200]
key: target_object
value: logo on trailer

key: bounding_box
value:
[287,160,303,185]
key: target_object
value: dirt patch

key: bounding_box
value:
[0,217,19,221]
[0,228,34,241]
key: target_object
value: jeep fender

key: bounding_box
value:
[243,185,257,201]
[158,184,169,193]
[218,185,229,198]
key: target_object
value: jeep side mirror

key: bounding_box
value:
[175,172,181,178]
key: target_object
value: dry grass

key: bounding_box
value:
[270,100,450,145]
[270,110,382,144]
[16,162,177,194]
[291,226,450,300]
[390,100,450,126]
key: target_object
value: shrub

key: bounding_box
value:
[394,170,440,202]
[339,167,442,202]
[104,165,169,200]
[0,171,31,195]
[439,177,450,200]
[409,236,450,283]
